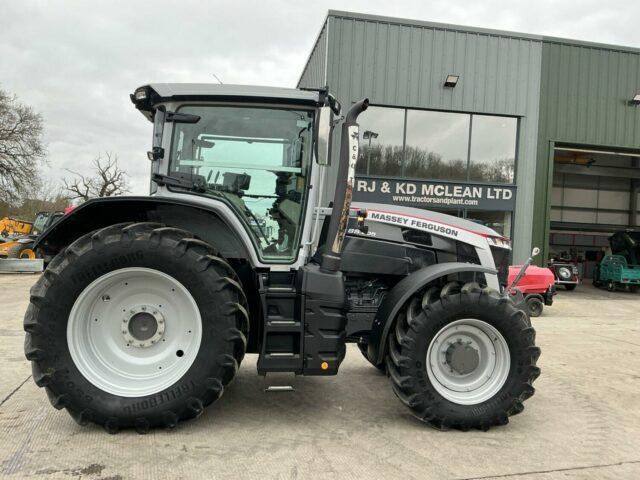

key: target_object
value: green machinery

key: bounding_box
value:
[594,231,640,292]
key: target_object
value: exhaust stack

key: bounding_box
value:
[321,98,369,273]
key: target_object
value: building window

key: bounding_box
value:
[404,110,470,181]
[356,106,518,184]
[356,106,405,176]
[465,210,512,238]
[468,115,517,183]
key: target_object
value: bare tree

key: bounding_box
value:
[0,88,46,203]
[63,152,130,202]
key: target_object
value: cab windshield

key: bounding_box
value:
[168,105,314,262]
[31,213,50,236]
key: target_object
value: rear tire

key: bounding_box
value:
[386,288,540,430]
[564,284,577,291]
[24,223,249,433]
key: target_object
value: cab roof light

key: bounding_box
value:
[134,88,148,101]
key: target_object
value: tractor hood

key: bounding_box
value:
[354,203,505,237]
[350,202,509,250]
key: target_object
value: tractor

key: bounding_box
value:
[24,84,540,433]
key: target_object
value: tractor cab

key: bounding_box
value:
[131,84,339,267]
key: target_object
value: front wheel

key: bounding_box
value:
[24,223,248,433]
[386,288,540,430]
[525,296,544,317]
[357,342,385,372]
[8,242,36,259]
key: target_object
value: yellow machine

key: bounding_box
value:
[0,217,34,238]
[0,211,64,259]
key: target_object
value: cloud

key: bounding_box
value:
[1,0,637,195]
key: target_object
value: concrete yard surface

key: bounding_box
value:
[1,273,639,479]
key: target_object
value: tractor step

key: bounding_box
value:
[256,273,303,375]
[263,372,297,392]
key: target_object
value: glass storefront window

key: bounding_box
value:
[468,115,517,183]
[356,106,405,176]
[404,110,470,181]
[355,106,517,186]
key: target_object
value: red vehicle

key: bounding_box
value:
[509,266,556,317]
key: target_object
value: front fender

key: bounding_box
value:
[367,262,497,366]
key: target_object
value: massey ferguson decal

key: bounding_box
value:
[368,211,459,237]
[354,176,516,211]
[365,209,492,251]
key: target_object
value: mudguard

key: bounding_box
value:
[367,262,497,366]
[34,196,251,262]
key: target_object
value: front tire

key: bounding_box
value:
[357,342,385,372]
[24,223,249,433]
[525,296,544,317]
[8,242,36,259]
[386,288,540,430]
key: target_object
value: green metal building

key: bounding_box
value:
[299,10,640,272]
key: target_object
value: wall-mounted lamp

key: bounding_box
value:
[444,74,459,88]
[630,92,640,106]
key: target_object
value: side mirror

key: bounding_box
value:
[148,107,166,161]
[316,106,333,166]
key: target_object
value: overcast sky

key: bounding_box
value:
[1,0,638,195]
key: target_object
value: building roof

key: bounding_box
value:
[326,10,640,54]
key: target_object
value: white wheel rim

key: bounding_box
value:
[67,267,202,397]
[426,319,510,405]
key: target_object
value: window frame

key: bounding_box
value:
[166,102,316,264]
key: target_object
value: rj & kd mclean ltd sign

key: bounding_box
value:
[353,176,517,211]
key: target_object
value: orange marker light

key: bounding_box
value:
[321,362,329,370]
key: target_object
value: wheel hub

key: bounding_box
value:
[122,305,165,347]
[427,319,511,405]
[445,340,480,375]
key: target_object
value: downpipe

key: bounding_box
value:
[320,98,369,273]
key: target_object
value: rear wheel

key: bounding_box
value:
[564,284,577,291]
[24,223,249,433]
[386,286,540,430]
